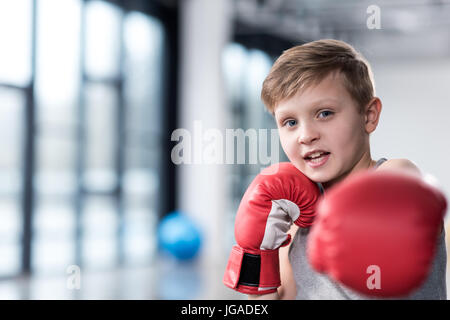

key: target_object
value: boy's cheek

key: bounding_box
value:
[282,144,301,165]
[279,137,294,159]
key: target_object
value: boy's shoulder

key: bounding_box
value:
[377,158,421,177]
[377,158,445,233]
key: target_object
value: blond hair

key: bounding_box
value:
[261,39,375,114]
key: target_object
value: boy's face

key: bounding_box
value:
[274,72,371,185]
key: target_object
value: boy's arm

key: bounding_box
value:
[277,224,298,299]
[248,224,299,300]
[248,292,280,300]
[223,163,320,296]
[308,167,447,297]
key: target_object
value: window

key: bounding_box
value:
[0,0,168,278]
[0,88,25,276]
[222,43,288,246]
[0,0,32,277]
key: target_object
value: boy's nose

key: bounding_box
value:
[297,124,319,145]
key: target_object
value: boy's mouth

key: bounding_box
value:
[303,150,331,167]
[303,150,330,160]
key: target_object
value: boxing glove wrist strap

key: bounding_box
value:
[223,245,280,294]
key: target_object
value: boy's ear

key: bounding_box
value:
[364,97,382,134]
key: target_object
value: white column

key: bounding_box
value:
[178,0,233,264]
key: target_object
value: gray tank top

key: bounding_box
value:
[289,158,447,299]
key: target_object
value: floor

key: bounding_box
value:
[0,230,449,300]
[0,257,244,300]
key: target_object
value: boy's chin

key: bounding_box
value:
[289,161,336,183]
[302,170,334,184]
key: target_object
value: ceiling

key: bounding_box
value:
[232,0,450,59]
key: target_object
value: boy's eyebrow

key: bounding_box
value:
[275,98,340,118]
[304,98,341,108]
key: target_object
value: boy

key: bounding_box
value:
[225,39,447,299]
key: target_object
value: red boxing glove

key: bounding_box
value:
[307,171,447,297]
[223,162,321,295]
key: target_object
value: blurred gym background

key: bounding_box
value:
[0,0,449,299]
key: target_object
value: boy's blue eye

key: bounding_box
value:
[319,110,333,118]
[285,120,297,127]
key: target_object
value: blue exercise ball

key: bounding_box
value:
[158,211,202,261]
